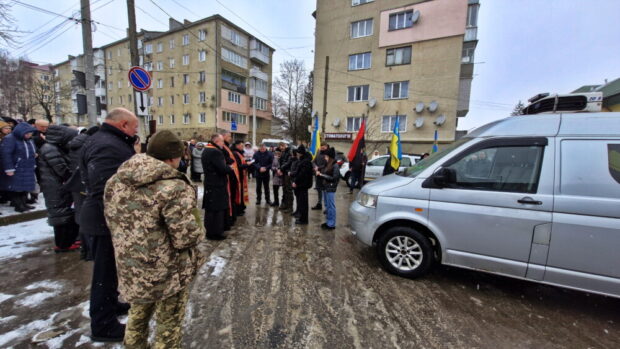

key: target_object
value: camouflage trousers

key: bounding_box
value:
[124,287,190,349]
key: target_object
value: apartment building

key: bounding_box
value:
[312,0,480,154]
[100,16,274,141]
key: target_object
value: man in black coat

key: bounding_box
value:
[277,142,294,212]
[252,143,274,205]
[80,108,138,342]
[312,143,329,210]
[202,134,233,240]
[292,145,313,225]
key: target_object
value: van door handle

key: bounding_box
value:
[518,197,542,205]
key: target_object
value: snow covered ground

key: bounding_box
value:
[0,194,46,217]
[0,218,53,261]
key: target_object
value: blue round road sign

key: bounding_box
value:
[128,66,152,91]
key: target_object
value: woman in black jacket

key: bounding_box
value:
[292,146,313,225]
[38,125,80,252]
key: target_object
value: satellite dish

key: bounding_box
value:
[428,100,438,113]
[332,118,340,127]
[434,114,446,126]
[415,102,425,113]
[411,10,420,24]
[414,117,424,128]
[368,97,377,109]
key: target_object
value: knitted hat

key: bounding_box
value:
[146,130,185,160]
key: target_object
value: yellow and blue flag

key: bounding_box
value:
[309,115,321,159]
[432,129,439,153]
[389,117,402,170]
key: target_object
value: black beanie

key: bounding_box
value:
[297,144,307,155]
[326,147,336,159]
[146,130,185,160]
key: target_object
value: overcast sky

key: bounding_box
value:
[4,0,620,130]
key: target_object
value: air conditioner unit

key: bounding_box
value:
[522,92,603,115]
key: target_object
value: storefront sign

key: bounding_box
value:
[324,133,352,140]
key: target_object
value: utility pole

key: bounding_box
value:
[126,0,142,132]
[321,56,329,136]
[252,77,257,146]
[80,0,97,127]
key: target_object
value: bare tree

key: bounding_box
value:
[0,1,19,47]
[273,59,308,142]
[0,50,35,119]
[31,73,70,123]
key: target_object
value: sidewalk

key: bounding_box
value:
[0,196,47,226]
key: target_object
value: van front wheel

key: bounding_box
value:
[376,227,433,278]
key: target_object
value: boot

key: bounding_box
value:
[311,203,323,210]
[13,193,29,213]
[26,192,38,204]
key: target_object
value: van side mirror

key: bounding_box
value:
[432,168,456,188]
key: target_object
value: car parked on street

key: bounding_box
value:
[340,154,420,186]
[349,103,620,298]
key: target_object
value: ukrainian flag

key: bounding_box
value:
[432,129,439,153]
[309,115,321,160]
[389,117,402,170]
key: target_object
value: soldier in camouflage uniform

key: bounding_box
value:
[104,130,206,349]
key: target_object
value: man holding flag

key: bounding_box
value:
[382,117,402,176]
[347,118,366,193]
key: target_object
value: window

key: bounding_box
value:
[228,91,241,104]
[198,50,206,62]
[107,51,112,59]
[348,52,371,70]
[169,39,175,49]
[346,117,362,132]
[148,97,152,106]
[120,95,123,104]
[462,45,475,63]
[109,97,113,105]
[183,114,190,124]
[389,10,414,31]
[221,48,247,68]
[108,66,112,75]
[183,93,190,104]
[351,19,373,38]
[230,30,242,46]
[182,54,189,65]
[199,112,206,123]
[183,74,189,85]
[347,85,369,102]
[169,58,175,68]
[170,114,175,124]
[145,44,152,54]
[157,97,163,106]
[170,76,174,87]
[352,0,373,5]
[381,115,407,132]
[157,42,163,52]
[445,145,545,194]
[118,80,122,89]
[199,92,206,103]
[108,82,112,90]
[144,62,152,71]
[384,81,409,99]
[128,94,132,103]
[467,3,480,27]
[117,48,121,56]
[251,78,268,92]
[560,140,620,198]
[386,46,412,66]
[182,34,189,46]
[198,71,206,82]
[158,115,163,125]
[221,70,247,92]
[170,95,174,105]
[223,111,247,124]
[198,29,206,41]
[157,79,163,88]
[250,97,267,110]
[156,61,163,71]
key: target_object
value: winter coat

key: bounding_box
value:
[38,125,78,226]
[321,161,340,192]
[279,147,293,173]
[192,147,204,174]
[1,122,37,192]
[64,132,89,193]
[104,153,205,303]
[201,143,233,211]
[271,156,282,186]
[289,157,300,180]
[312,149,328,190]
[80,123,136,236]
[252,150,273,178]
[294,154,314,190]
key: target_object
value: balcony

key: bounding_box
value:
[249,67,268,81]
[250,39,269,65]
[95,87,106,97]
[249,87,268,100]
[465,26,478,42]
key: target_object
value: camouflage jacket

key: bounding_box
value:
[104,153,205,303]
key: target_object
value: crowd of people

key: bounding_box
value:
[0,107,348,347]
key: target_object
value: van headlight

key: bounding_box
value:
[357,192,378,208]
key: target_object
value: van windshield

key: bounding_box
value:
[400,138,473,178]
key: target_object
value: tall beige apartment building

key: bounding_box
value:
[312,0,479,154]
[55,15,274,142]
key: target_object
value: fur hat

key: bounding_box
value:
[146,130,185,160]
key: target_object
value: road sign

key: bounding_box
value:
[128,66,151,91]
[135,91,148,116]
[231,119,237,131]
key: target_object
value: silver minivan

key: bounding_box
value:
[349,112,620,298]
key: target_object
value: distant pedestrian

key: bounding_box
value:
[252,143,274,205]
[0,121,13,208]
[104,130,205,349]
[292,145,313,225]
[1,122,37,213]
[271,149,282,207]
[80,108,138,342]
[243,142,255,178]
[191,142,205,182]
[277,142,294,212]
[317,148,340,230]
[312,143,329,210]
[202,134,233,240]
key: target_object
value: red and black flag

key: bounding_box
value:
[348,119,366,170]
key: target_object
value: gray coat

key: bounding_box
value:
[271,156,282,186]
[192,147,204,174]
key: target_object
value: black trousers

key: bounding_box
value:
[272,185,280,205]
[281,175,294,208]
[53,221,79,249]
[315,188,323,206]
[205,210,226,238]
[297,188,309,222]
[90,234,121,335]
[256,175,270,202]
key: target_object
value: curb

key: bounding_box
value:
[0,210,47,226]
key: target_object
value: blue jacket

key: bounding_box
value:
[252,150,273,178]
[1,122,37,192]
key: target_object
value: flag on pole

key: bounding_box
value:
[432,129,439,153]
[309,115,321,159]
[389,117,402,170]
[348,118,366,169]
